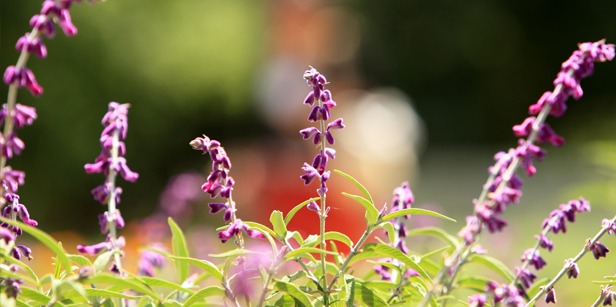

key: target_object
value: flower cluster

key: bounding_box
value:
[78,102,138,274]
[375,182,419,281]
[3,0,86,97]
[299,67,344,198]
[190,135,262,244]
[459,40,615,245]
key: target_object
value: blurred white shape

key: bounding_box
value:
[337,88,425,197]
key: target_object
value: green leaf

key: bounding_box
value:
[0,217,71,274]
[353,282,388,307]
[209,248,252,258]
[334,170,373,204]
[406,227,460,248]
[468,254,515,282]
[270,210,287,238]
[284,247,337,261]
[346,277,355,307]
[92,250,115,273]
[350,243,431,281]
[303,235,319,248]
[381,208,456,223]
[341,192,379,225]
[324,231,353,248]
[168,217,190,282]
[456,276,491,292]
[140,277,195,295]
[86,273,160,301]
[168,256,223,282]
[2,256,40,286]
[243,221,277,239]
[183,286,225,307]
[274,293,300,307]
[285,197,320,225]
[85,288,142,300]
[19,288,51,305]
[67,254,92,268]
[274,280,312,307]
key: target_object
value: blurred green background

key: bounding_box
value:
[2,0,616,305]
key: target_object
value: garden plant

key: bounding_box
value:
[2,1,616,306]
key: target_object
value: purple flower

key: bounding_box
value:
[565,259,579,279]
[545,287,557,304]
[77,235,125,256]
[515,267,536,289]
[2,66,43,96]
[468,294,486,307]
[217,219,264,244]
[0,278,23,299]
[536,234,554,251]
[138,244,167,277]
[588,240,609,260]
[522,249,546,270]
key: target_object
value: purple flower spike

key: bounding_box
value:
[299,67,343,199]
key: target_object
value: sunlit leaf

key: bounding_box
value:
[0,217,71,274]
[324,231,353,248]
[168,217,190,282]
[406,227,460,248]
[19,288,50,304]
[341,193,379,225]
[140,276,195,295]
[168,256,223,282]
[381,208,455,223]
[270,210,287,238]
[274,280,312,306]
[353,282,388,307]
[86,273,160,300]
[350,243,431,281]
[285,197,320,225]
[468,254,515,282]
[93,250,115,273]
[334,170,373,204]
[183,286,225,307]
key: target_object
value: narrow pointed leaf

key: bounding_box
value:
[468,254,515,282]
[334,169,373,204]
[324,231,353,248]
[168,217,190,282]
[342,193,379,225]
[285,197,320,225]
[183,286,225,307]
[284,247,337,260]
[140,277,194,294]
[209,248,252,258]
[85,288,142,300]
[168,256,223,282]
[270,210,287,238]
[406,227,460,248]
[382,208,456,223]
[19,288,51,305]
[350,243,431,281]
[274,280,312,306]
[0,217,71,274]
[92,250,115,273]
[353,282,388,307]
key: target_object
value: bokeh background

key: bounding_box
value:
[2,0,616,305]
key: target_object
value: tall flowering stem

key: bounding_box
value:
[420,40,615,306]
[190,135,263,307]
[300,66,344,296]
[0,1,91,300]
[78,102,138,283]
